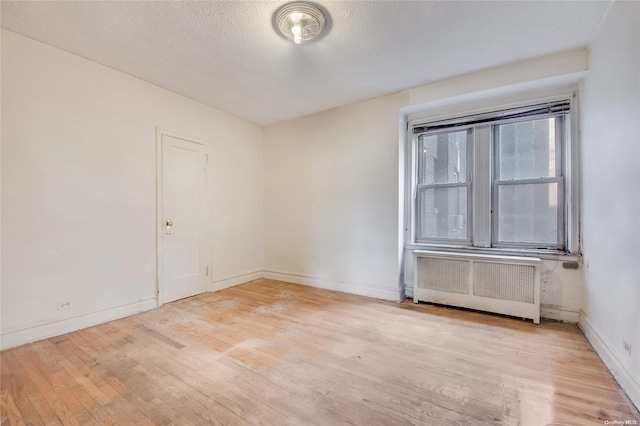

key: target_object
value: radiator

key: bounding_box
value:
[413,250,541,324]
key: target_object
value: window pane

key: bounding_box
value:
[419,186,468,240]
[419,131,467,184]
[497,118,558,180]
[497,183,559,245]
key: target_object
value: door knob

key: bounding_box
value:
[165,219,173,235]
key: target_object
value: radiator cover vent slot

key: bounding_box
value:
[413,251,541,323]
[417,257,469,294]
[473,261,535,303]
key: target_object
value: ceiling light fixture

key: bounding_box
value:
[275,2,325,45]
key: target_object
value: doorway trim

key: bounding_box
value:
[156,128,210,307]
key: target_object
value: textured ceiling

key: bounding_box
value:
[2,1,611,125]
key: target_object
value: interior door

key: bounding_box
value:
[159,132,208,304]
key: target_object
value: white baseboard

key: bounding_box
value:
[540,306,580,323]
[0,298,158,351]
[579,311,640,411]
[263,270,402,302]
[209,270,262,292]
[0,271,401,351]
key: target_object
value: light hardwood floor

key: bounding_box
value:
[2,279,638,425]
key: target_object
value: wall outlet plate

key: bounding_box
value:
[57,301,72,310]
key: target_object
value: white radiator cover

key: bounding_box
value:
[413,250,541,323]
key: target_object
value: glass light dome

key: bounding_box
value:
[276,3,326,45]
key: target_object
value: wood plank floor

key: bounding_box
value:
[2,279,638,425]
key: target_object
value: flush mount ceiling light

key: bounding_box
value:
[275,2,326,45]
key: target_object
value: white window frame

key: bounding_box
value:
[405,93,580,256]
[415,127,473,245]
[491,115,565,250]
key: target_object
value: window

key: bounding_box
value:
[416,130,470,243]
[411,100,572,251]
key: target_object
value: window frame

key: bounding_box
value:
[408,96,577,254]
[414,127,474,245]
[491,114,566,250]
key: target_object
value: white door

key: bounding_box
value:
[158,132,208,304]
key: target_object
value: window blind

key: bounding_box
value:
[412,100,570,135]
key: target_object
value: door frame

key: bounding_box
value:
[156,128,210,307]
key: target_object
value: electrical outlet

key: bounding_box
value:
[57,301,72,310]
[623,340,631,356]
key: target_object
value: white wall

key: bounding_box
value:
[1,30,263,348]
[263,50,588,318]
[579,1,640,408]
[263,93,409,300]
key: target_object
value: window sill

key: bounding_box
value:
[404,243,581,262]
